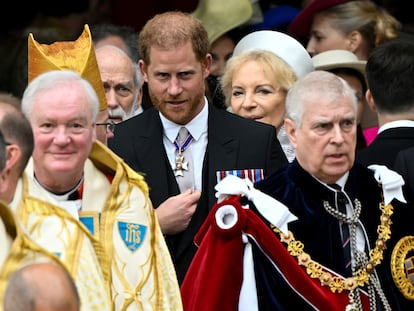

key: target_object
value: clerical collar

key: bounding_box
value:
[160,96,208,144]
[34,174,84,201]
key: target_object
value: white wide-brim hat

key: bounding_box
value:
[232,30,314,78]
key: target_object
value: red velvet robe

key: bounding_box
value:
[181,196,369,311]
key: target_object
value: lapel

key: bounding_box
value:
[133,109,179,208]
[204,107,239,206]
[173,107,240,259]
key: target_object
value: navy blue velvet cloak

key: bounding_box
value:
[255,160,414,310]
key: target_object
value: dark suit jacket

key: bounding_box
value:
[395,146,414,182]
[394,146,414,203]
[108,105,288,283]
[356,127,414,167]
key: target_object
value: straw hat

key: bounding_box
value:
[312,49,366,81]
[232,30,314,78]
[192,0,253,43]
[28,24,107,111]
[288,0,355,38]
[313,49,373,127]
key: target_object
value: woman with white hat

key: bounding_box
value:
[221,30,314,162]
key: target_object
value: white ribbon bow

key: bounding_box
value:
[215,175,297,234]
[368,164,407,205]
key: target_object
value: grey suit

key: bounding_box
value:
[108,105,288,283]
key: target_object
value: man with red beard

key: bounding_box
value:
[108,11,288,284]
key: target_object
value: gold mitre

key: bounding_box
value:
[28,24,107,111]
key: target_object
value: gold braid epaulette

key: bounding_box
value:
[271,201,394,293]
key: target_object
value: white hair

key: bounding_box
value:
[21,70,100,121]
[285,70,358,126]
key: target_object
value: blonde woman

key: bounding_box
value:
[222,30,313,162]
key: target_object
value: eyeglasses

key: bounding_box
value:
[96,121,116,133]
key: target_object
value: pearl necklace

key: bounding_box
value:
[271,200,393,310]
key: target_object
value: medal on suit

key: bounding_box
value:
[174,151,189,177]
[173,133,193,177]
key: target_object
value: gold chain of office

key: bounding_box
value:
[270,200,393,293]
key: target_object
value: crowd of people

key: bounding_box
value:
[1,0,414,310]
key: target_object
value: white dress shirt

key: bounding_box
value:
[160,97,208,191]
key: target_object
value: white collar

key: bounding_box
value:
[314,172,349,191]
[160,97,208,143]
[378,120,414,134]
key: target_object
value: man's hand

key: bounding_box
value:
[155,189,201,235]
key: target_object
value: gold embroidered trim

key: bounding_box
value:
[271,202,393,293]
[391,236,414,300]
